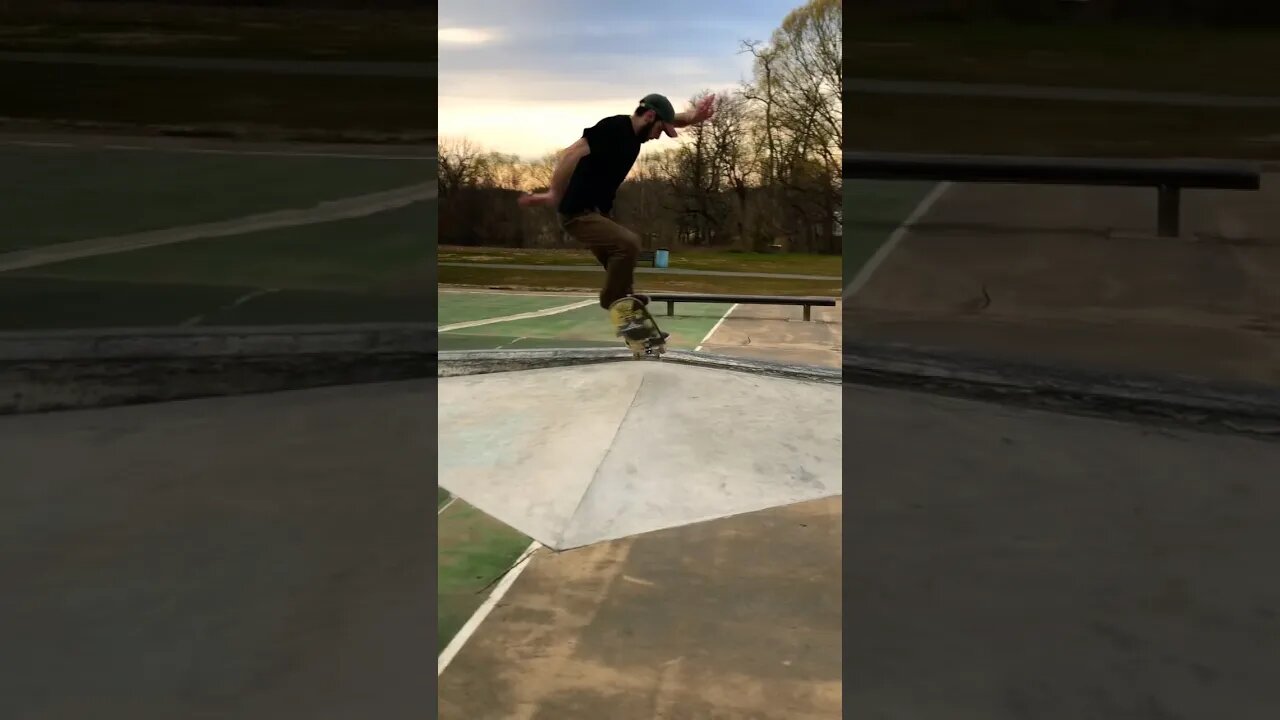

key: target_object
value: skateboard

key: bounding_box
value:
[609,296,667,359]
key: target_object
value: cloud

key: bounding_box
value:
[438,27,501,46]
[438,98,633,159]
[437,0,805,157]
[439,66,740,105]
[439,97,722,160]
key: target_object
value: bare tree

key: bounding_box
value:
[440,0,842,253]
[709,91,760,251]
[740,0,842,252]
[438,136,493,196]
[482,151,524,190]
[526,151,559,193]
[663,91,729,246]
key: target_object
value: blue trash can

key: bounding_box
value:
[654,248,670,269]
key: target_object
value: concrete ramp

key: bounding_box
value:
[438,360,841,550]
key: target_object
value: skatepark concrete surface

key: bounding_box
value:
[842,382,1280,718]
[438,359,841,550]
[2,380,435,719]
[697,303,841,368]
[848,174,1280,388]
[434,308,846,718]
[438,494,842,720]
[440,376,1280,718]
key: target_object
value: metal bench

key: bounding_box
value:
[646,293,837,322]
[843,151,1262,237]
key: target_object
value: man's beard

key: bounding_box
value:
[638,120,657,141]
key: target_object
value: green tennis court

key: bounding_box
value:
[0,141,431,329]
[438,288,732,352]
[844,179,939,281]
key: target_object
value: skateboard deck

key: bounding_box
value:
[609,297,667,359]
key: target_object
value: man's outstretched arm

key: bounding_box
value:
[671,94,717,128]
[518,138,589,207]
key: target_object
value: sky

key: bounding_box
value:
[438,0,806,160]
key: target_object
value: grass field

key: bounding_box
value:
[439,246,841,276]
[439,266,841,297]
[849,93,1280,159]
[846,19,1280,96]
[0,1,435,141]
[846,19,1280,159]
[0,1,436,62]
[1,63,433,139]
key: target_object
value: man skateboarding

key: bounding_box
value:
[518,93,717,340]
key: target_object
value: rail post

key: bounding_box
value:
[1157,185,1181,237]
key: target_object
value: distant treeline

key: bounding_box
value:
[850,0,1280,25]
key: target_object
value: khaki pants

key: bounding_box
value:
[559,211,642,309]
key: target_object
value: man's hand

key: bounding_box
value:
[690,94,717,124]
[673,94,718,129]
[517,192,557,207]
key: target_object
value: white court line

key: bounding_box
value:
[437,539,542,676]
[693,303,740,352]
[437,496,457,515]
[0,182,431,273]
[438,299,597,333]
[844,181,952,301]
[180,288,278,327]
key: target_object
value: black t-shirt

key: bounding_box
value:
[558,114,641,216]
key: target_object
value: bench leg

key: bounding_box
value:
[803,305,812,322]
[1157,185,1180,237]
[666,301,675,317]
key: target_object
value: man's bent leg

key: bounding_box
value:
[590,247,610,270]
[561,213,641,309]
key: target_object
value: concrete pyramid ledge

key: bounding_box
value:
[438,359,840,550]
[0,323,435,360]
[842,340,1280,437]
[438,347,841,384]
[0,323,436,414]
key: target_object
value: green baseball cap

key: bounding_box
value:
[639,93,678,137]
[639,93,676,123]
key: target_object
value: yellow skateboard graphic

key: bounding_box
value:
[609,297,667,359]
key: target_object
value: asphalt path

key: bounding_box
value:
[438,262,839,280]
[845,77,1280,108]
[0,51,435,77]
